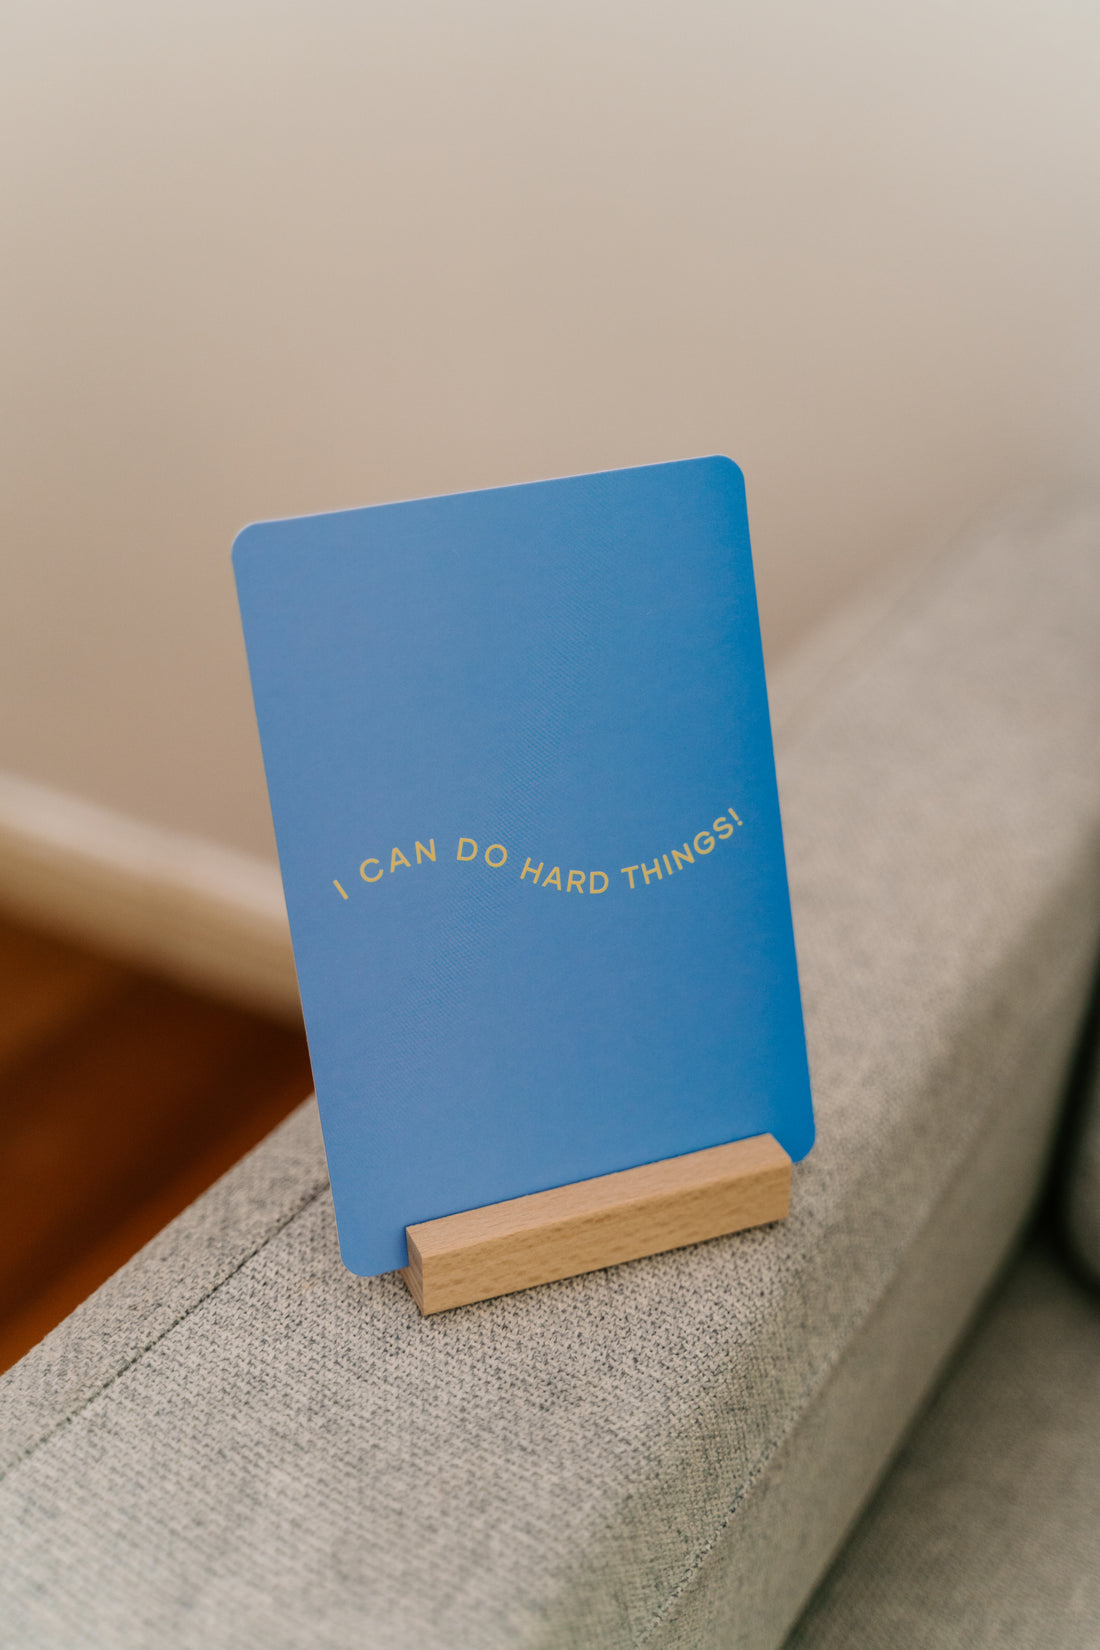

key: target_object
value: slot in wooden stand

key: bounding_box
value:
[402,1133,791,1315]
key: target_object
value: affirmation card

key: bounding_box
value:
[233,457,814,1276]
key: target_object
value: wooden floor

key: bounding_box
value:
[0,912,313,1375]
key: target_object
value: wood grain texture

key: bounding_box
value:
[403,1133,791,1314]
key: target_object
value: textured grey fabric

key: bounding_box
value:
[0,1100,329,1475]
[2,504,1100,1649]
[1065,1052,1100,1288]
[786,1241,1100,1650]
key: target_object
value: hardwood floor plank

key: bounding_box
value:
[0,1054,314,1375]
[0,918,127,1075]
[0,912,313,1374]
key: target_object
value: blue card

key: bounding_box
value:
[234,457,813,1276]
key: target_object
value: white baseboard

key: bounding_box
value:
[0,527,958,1029]
[0,771,300,1021]
[0,540,932,1030]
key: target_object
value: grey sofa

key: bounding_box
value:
[2,503,1099,1649]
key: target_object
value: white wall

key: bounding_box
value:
[3,0,1098,863]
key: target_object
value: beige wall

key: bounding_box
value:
[2,0,1098,862]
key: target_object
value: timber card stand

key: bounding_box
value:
[234,458,814,1314]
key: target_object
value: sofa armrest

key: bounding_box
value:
[3,503,1100,1650]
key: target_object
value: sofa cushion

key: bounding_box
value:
[785,1239,1100,1650]
[2,503,1100,1649]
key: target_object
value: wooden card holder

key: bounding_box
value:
[402,1133,791,1315]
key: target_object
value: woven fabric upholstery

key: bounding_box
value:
[2,505,1100,1650]
[786,1240,1100,1649]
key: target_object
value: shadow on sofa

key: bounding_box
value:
[787,960,1100,1649]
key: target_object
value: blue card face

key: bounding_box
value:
[234,457,813,1276]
